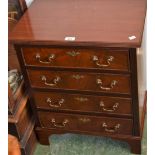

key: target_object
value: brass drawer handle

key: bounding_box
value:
[46,98,64,108]
[51,118,69,128]
[100,101,119,112]
[36,53,55,64]
[41,75,61,86]
[92,55,114,67]
[102,123,120,133]
[96,79,118,91]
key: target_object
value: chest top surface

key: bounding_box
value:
[9,0,146,47]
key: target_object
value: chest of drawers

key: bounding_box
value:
[9,0,147,154]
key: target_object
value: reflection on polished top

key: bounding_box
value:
[9,0,146,47]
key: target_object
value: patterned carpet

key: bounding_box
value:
[33,118,147,155]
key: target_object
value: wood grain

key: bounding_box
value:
[10,0,147,154]
[22,46,130,71]
[9,0,146,47]
[33,91,132,116]
[27,70,131,95]
[38,111,133,135]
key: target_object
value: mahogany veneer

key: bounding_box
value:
[27,70,131,94]
[38,111,133,135]
[8,91,37,155]
[33,91,132,116]
[22,47,130,71]
[9,0,147,154]
[8,1,37,154]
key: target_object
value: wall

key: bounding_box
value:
[25,0,33,7]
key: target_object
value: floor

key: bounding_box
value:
[33,118,147,155]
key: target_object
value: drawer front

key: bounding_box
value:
[38,112,133,135]
[8,103,32,140]
[33,91,132,115]
[22,47,129,71]
[28,70,131,94]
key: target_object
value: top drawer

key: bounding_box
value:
[21,47,130,71]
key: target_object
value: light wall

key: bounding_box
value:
[25,0,34,7]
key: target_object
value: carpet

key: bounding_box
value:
[33,118,146,155]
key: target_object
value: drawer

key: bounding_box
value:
[38,112,133,135]
[28,70,131,94]
[8,103,33,140]
[22,47,130,71]
[33,91,132,115]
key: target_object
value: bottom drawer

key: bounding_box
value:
[38,112,133,135]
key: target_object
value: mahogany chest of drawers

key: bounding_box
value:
[9,0,147,154]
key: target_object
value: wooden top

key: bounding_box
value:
[9,0,146,47]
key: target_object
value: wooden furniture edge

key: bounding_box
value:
[11,41,141,48]
[8,80,25,114]
[140,91,147,137]
[8,89,29,123]
[35,90,147,154]
[20,117,37,155]
[20,117,35,147]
